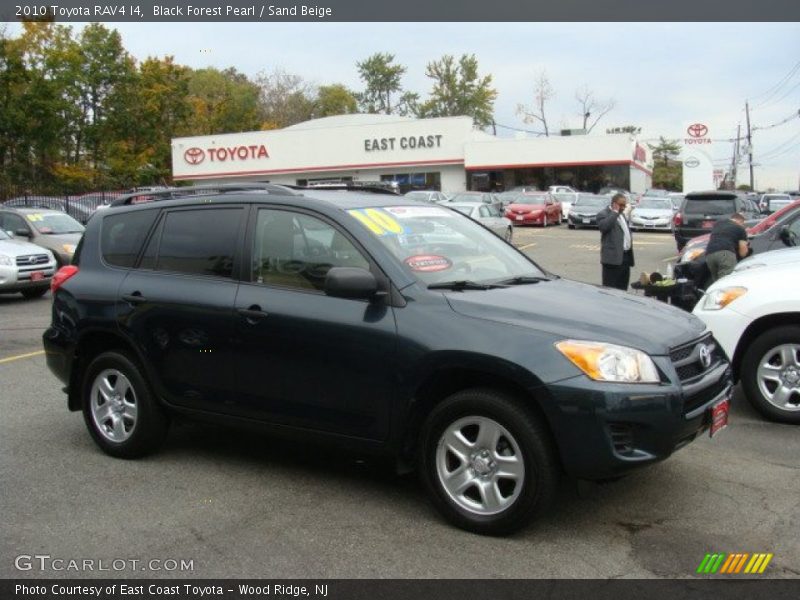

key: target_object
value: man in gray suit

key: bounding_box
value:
[597,193,635,290]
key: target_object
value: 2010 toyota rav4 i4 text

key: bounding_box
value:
[43,185,733,535]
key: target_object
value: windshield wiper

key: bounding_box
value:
[494,275,552,285]
[428,280,505,291]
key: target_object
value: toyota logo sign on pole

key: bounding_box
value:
[681,121,714,193]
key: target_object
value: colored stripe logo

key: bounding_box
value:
[696,553,773,574]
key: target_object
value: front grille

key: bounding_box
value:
[683,375,729,415]
[608,423,635,456]
[16,254,49,266]
[670,333,724,383]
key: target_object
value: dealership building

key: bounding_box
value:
[171,114,653,193]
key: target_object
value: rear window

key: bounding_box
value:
[101,210,159,268]
[684,198,736,215]
[155,208,243,278]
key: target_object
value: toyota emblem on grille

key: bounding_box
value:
[698,344,712,369]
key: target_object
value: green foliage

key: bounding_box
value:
[736,184,753,191]
[355,52,411,115]
[314,84,358,118]
[652,162,682,191]
[186,67,262,135]
[416,54,496,128]
[648,136,682,167]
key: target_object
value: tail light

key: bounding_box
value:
[51,265,79,293]
[673,212,683,227]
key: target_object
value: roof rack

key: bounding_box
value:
[108,183,300,207]
[300,181,401,195]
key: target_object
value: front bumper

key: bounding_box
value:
[631,218,671,230]
[506,213,545,225]
[569,215,598,227]
[543,360,732,479]
[0,261,56,292]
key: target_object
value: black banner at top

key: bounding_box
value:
[2,0,800,22]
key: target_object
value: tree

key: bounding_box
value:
[355,52,411,115]
[256,67,315,129]
[517,70,554,137]
[648,136,682,167]
[416,54,497,129]
[313,84,358,118]
[574,84,616,133]
[186,67,262,135]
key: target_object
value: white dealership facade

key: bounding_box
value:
[171,114,653,193]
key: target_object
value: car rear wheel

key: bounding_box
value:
[419,388,559,535]
[82,351,169,457]
[741,326,800,424]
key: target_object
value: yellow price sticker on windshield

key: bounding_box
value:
[26,213,44,222]
[348,209,404,236]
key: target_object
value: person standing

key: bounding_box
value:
[597,193,635,290]
[705,213,749,283]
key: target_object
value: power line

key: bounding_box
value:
[753,109,800,131]
[754,80,800,112]
[758,131,800,159]
[750,60,800,106]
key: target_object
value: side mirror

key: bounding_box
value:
[324,267,382,300]
[779,226,796,247]
[14,228,31,237]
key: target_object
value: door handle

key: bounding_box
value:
[237,305,269,322]
[122,292,147,305]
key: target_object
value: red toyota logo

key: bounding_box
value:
[184,147,205,165]
[687,123,708,138]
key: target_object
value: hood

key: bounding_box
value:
[734,247,800,272]
[443,278,706,356]
[572,206,603,215]
[508,203,545,211]
[632,208,671,218]
[0,237,53,258]
[33,232,82,249]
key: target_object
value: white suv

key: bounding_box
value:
[693,247,800,423]
[0,228,57,299]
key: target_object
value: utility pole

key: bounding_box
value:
[731,123,741,189]
[745,102,754,190]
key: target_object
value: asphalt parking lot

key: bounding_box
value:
[1,226,798,579]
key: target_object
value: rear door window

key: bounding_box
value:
[101,210,159,268]
[155,208,244,278]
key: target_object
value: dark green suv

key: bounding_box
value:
[44,185,733,535]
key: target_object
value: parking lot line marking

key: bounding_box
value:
[0,350,45,364]
[518,242,537,250]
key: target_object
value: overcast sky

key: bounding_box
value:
[8,21,800,189]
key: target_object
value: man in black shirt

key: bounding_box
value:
[705,213,749,283]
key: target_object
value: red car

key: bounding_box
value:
[504,192,562,226]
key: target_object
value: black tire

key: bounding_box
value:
[567,223,575,230]
[741,326,800,424]
[81,351,169,457]
[419,388,559,535]
[21,287,48,299]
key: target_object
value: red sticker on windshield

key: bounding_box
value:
[404,255,452,272]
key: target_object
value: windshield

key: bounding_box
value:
[25,212,84,234]
[405,191,431,202]
[574,195,606,208]
[638,198,672,210]
[644,189,669,197]
[348,205,545,285]
[450,193,484,203]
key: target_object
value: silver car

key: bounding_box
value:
[0,207,84,266]
[448,202,514,242]
[630,197,674,231]
[552,191,578,223]
[403,190,449,204]
[0,228,57,298]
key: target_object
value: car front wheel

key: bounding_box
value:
[82,351,170,457]
[741,326,800,424]
[419,388,559,535]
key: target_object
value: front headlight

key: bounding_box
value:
[61,243,76,255]
[701,286,747,310]
[555,340,660,383]
[0,254,13,266]
[680,247,706,263]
